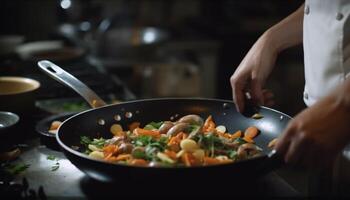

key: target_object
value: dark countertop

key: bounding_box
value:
[5,138,301,198]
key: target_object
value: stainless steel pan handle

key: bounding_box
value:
[37,60,107,108]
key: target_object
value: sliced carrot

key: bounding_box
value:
[168,137,178,145]
[134,128,160,137]
[243,136,255,143]
[164,150,177,160]
[129,159,148,166]
[115,154,132,161]
[220,159,233,164]
[104,153,113,160]
[181,152,201,166]
[181,152,196,166]
[203,115,216,132]
[268,138,278,148]
[217,132,231,139]
[103,145,118,157]
[230,130,242,139]
[105,155,118,162]
[128,122,140,132]
[168,132,184,145]
[175,132,184,139]
[181,153,191,166]
[49,121,62,131]
[244,126,260,139]
[168,143,180,152]
[203,157,221,165]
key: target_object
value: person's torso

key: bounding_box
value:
[303,0,350,106]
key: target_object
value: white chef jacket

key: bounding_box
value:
[303,0,350,106]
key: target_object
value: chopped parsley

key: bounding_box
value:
[80,136,106,148]
[46,155,56,161]
[51,163,59,171]
[4,163,30,175]
[144,121,163,130]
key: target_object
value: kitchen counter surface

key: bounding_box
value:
[3,138,301,198]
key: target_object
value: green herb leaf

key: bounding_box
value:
[145,146,158,161]
[84,149,92,155]
[80,136,92,146]
[80,136,106,149]
[91,138,106,148]
[144,124,156,130]
[135,135,153,146]
[47,155,56,161]
[228,150,238,160]
[148,121,163,129]
[187,125,200,133]
[234,137,247,145]
[132,150,147,159]
[159,136,168,144]
[144,121,163,130]
[5,163,30,175]
[51,164,59,171]
[149,142,165,150]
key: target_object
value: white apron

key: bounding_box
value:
[303,0,350,106]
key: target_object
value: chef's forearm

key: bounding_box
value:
[263,4,304,54]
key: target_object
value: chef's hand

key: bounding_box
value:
[275,81,350,169]
[230,4,304,113]
[230,31,277,113]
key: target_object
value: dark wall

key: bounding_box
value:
[0,0,306,115]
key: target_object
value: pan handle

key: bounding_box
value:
[37,60,107,108]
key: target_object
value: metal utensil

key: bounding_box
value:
[38,60,106,108]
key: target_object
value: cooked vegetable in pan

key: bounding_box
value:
[79,115,263,167]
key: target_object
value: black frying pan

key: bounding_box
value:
[38,60,290,184]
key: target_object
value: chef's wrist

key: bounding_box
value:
[261,29,282,55]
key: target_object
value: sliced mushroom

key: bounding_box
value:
[106,136,125,145]
[159,121,174,135]
[166,122,189,137]
[178,114,204,126]
[223,141,240,149]
[118,143,134,154]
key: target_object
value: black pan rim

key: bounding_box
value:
[56,97,292,169]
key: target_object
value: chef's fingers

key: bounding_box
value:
[264,99,275,107]
[284,133,308,164]
[231,77,246,113]
[262,89,274,99]
[262,89,275,107]
[250,79,264,106]
[274,122,296,157]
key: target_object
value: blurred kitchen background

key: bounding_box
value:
[0,0,305,116]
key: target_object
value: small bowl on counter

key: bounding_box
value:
[0,76,40,115]
[36,112,76,151]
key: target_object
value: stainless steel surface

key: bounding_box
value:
[37,60,107,108]
[12,138,300,198]
[14,139,85,198]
